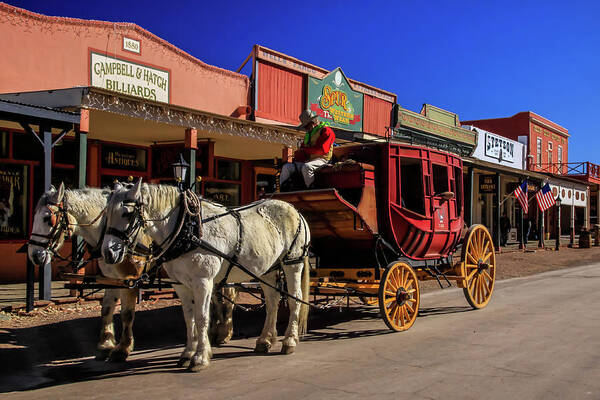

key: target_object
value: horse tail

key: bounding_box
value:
[298,255,310,337]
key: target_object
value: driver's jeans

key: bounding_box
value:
[280,158,328,188]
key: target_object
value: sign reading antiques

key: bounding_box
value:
[90,51,169,103]
[307,67,363,132]
[485,131,515,162]
[101,145,147,172]
[479,175,497,194]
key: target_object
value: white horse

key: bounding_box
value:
[101,180,311,371]
[27,183,148,361]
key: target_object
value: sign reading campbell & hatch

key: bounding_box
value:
[307,68,363,132]
[90,51,169,103]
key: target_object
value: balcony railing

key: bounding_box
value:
[532,162,600,181]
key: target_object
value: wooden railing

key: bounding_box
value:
[531,162,600,181]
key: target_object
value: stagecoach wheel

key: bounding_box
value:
[378,262,420,332]
[461,224,496,309]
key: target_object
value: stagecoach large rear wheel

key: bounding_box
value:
[460,224,496,309]
[378,262,420,332]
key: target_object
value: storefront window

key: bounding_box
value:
[536,138,542,166]
[216,159,240,181]
[13,131,43,161]
[52,168,77,189]
[53,139,77,165]
[256,173,277,197]
[204,182,240,207]
[0,163,29,240]
[454,166,462,216]
[0,131,9,159]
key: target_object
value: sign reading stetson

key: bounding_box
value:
[90,51,169,103]
[485,131,514,162]
[307,67,363,132]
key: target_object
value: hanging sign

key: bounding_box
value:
[0,164,28,240]
[485,132,515,162]
[101,145,147,172]
[479,175,497,194]
[90,51,170,103]
[307,67,363,132]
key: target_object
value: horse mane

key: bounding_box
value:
[140,184,181,219]
[64,187,110,224]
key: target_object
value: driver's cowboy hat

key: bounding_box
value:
[298,109,320,129]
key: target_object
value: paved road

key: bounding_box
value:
[4,263,600,399]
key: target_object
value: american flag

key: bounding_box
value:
[513,180,528,214]
[536,183,556,212]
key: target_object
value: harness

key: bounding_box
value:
[113,190,312,305]
[28,201,72,254]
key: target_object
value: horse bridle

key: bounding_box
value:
[29,201,73,255]
[105,199,147,255]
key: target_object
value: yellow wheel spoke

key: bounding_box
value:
[467,252,478,264]
[467,268,478,282]
[406,288,416,294]
[405,302,415,314]
[384,290,396,296]
[482,250,492,264]
[465,263,478,270]
[482,270,493,282]
[384,297,396,305]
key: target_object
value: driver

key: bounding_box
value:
[280,110,335,189]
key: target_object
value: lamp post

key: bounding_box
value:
[172,153,189,191]
[555,196,562,251]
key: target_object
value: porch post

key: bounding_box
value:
[494,172,501,250]
[70,116,88,296]
[539,209,545,248]
[570,202,575,247]
[185,128,197,190]
[39,125,53,301]
[519,185,524,249]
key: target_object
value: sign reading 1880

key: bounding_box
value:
[90,52,170,103]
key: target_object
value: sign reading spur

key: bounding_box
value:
[307,67,363,132]
[90,51,170,103]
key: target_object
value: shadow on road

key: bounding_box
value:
[0,302,472,392]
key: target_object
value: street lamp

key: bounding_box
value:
[555,196,562,251]
[172,153,189,191]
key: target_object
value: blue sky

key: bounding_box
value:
[7,0,600,162]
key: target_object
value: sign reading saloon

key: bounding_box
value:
[307,68,363,132]
[90,52,170,103]
[485,131,514,162]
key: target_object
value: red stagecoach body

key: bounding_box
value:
[275,142,464,268]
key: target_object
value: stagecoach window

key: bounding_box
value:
[432,164,449,194]
[400,158,425,215]
[454,166,462,216]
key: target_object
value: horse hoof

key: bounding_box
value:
[254,342,271,353]
[108,349,129,363]
[281,344,295,355]
[177,358,191,368]
[187,360,209,372]
[95,349,112,361]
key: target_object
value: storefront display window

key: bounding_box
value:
[216,159,240,181]
[13,131,43,161]
[204,181,240,207]
[53,139,77,165]
[0,131,9,159]
[0,163,29,240]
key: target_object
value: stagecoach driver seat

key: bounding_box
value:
[280,110,336,191]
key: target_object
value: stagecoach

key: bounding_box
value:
[274,141,496,331]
